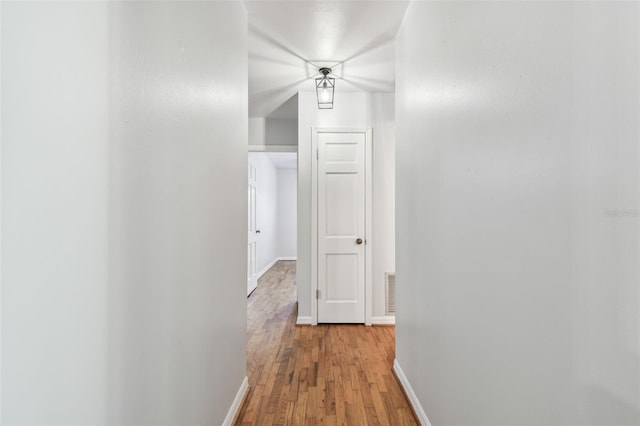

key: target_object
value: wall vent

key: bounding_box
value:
[385,273,396,315]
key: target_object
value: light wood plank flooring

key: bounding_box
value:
[236,260,418,425]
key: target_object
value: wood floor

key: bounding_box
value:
[235,261,418,425]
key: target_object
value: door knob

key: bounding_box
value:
[356,238,363,245]
[256,229,261,234]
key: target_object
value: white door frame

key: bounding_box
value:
[311,127,373,326]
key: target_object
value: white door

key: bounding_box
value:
[317,131,366,323]
[247,161,258,295]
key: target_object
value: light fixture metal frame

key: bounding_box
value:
[315,67,335,110]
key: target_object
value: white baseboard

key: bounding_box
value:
[393,359,431,426]
[296,316,312,325]
[277,256,297,261]
[222,376,249,426]
[372,315,395,325]
[247,283,257,297]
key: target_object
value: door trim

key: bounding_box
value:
[311,127,373,326]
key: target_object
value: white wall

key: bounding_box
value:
[277,168,297,259]
[2,3,109,423]
[297,91,396,322]
[250,117,297,148]
[395,2,639,425]
[2,2,248,424]
[249,152,279,274]
[371,93,396,321]
[266,118,298,146]
[249,117,265,146]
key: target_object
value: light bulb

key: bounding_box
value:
[319,78,331,103]
[319,87,330,103]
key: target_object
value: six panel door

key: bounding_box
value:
[317,131,366,323]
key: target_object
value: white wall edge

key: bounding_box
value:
[296,316,312,325]
[393,359,431,426]
[277,256,297,261]
[256,258,279,281]
[248,144,298,152]
[222,376,249,426]
[372,316,395,325]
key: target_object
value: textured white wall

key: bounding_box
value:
[2,2,248,424]
[297,91,396,321]
[249,152,279,274]
[277,168,298,259]
[395,2,639,424]
[108,4,248,423]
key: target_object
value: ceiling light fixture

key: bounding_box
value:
[316,68,335,110]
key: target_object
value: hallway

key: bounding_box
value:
[236,261,418,425]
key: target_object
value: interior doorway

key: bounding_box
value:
[246,150,298,296]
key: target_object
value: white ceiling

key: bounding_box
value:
[246,1,410,118]
[265,152,297,169]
